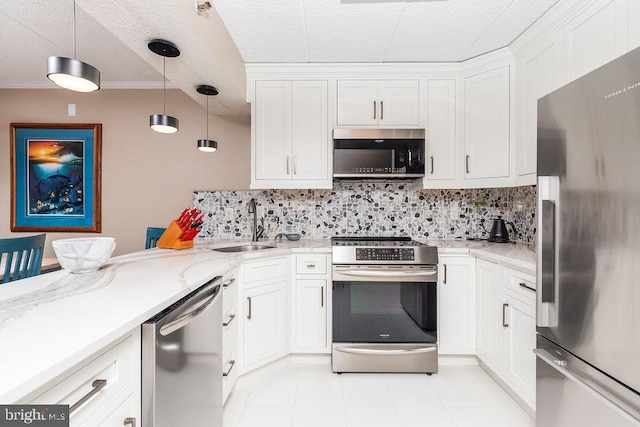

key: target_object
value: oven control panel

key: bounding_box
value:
[356,248,415,261]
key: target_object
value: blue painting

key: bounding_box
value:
[11,124,102,232]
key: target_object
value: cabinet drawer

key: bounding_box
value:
[295,255,327,275]
[30,335,134,425]
[242,257,288,284]
[506,268,536,300]
[223,303,238,340]
[222,332,238,404]
[223,280,237,313]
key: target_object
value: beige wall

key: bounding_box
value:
[0,88,251,257]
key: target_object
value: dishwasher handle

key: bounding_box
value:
[159,277,222,336]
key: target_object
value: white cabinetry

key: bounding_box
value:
[463,65,511,181]
[291,254,331,353]
[475,259,504,373]
[337,80,420,126]
[252,80,330,189]
[503,268,537,409]
[27,329,141,427]
[221,268,239,404]
[514,35,562,183]
[425,79,457,182]
[438,255,475,354]
[239,257,289,373]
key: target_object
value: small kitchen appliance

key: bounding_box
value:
[486,216,518,243]
[331,236,439,374]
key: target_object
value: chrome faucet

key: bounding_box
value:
[248,198,264,241]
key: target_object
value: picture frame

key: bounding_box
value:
[10,123,102,232]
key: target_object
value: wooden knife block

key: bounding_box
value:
[156,220,194,250]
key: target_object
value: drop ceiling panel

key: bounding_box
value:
[461,0,561,60]
[303,0,406,63]
[385,0,515,62]
[213,0,309,63]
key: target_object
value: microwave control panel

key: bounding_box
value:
[356,248,415,261]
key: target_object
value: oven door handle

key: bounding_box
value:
[335,346,437,355]
[334,269,437,278]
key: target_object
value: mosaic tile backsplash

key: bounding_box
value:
[193,183,537,244]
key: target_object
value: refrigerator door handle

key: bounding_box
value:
[540,199,556,304]
[535,349,640,422]
[537,175,559,328]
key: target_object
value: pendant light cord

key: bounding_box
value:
[163,56,166,115]
[206,96,209,138]
[72,0,77,59]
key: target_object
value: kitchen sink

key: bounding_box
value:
[211,243,276,253]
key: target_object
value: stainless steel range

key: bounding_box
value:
[331,237,439,374]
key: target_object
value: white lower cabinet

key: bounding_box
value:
[239,257,289,373]
[502,268,537,408]
[475,259,536,410]
[438,255,476,354]
[27,328,141,427]
[475,258,505,374]
[291,254,331,353]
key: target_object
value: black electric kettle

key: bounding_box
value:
[486,216,518,243]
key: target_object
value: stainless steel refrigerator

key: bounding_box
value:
[536,47,640,426]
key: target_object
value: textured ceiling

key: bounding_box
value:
[0,0,561,117]
[213,0,561,63]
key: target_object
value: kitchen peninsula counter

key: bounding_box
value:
[0,237,532,403]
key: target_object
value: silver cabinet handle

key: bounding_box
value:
[336,346,436,355]
[222,277,235,288]
[321,286,324,307]
[70,379,107,414]
[373,100,376,120]
[223,360,236,377]
[247,297,252,320]
[502,303,509,327]
[466,155,470,174]
[430,156,434,174]
[380,100,384,120]
[519,282,536,293]
[306,263,316,269]
[223,314,236,327]
[124,417,136,427]
[286,156,290,175]
[443,264,447,284]
[293,156,297,175]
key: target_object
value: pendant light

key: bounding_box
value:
[47,0,100,92]
[148,39,180,134]
[196,85,219,152]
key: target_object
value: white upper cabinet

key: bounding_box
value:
[425,79,457,181]
[337,79,420,127]
[463,65,511,180]
[514,36,561,182]
[253,80,330,189]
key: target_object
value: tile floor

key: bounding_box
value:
[223,360,535,427]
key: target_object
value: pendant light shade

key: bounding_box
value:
[148,39,181,134]
[47,1,100,92]
[150,114,180,134]
[196,84,219,152]
[197,139,217,152]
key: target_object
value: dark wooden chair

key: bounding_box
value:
[0,234,46,283]
[145,227,166,249]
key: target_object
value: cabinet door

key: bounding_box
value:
[504,293,536,407]
[254,81,292,180]
[438,256,475,354]
[426,79,456,180]
[243,280,288,368]
[377,80,420,126]
[337,80,378,126]
[475,259,504,373]
[464,65,510,179]
[291,81,329,181]
[516,39,560,178]
[293,279,328,352]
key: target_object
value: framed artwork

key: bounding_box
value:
[10,123,102,232]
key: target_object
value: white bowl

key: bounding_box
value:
[52,237,116,273]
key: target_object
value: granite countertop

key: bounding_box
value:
[0,237,532,403]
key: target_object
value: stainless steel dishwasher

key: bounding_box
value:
[142,276,223,427]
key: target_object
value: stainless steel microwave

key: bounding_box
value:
[333,128,425,179]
